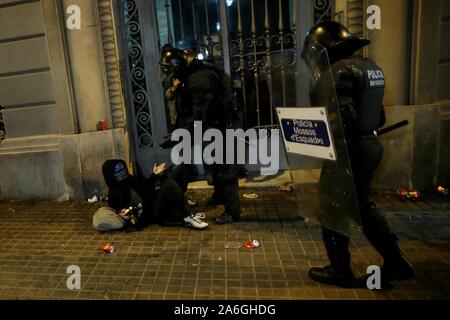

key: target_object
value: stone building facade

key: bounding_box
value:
[0,0,448,200]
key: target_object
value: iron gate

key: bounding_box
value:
[160,0,299,129]
[115,0,334,176]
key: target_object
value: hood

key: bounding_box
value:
[102,159,130,188]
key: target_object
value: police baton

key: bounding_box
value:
[376,120,409,136]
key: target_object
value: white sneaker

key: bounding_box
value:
[184,215,209,230]
[193,212,206,219]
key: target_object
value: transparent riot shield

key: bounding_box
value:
[277,44,361,236]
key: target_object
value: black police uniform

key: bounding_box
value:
[304,21,414,288]
[184,61,242,223]
[160,47,242,223]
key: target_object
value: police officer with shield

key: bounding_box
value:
[302,21,414,288]
[159,40,243,225]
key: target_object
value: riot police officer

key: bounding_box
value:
[302,21,414,288]
[159,42,243,224]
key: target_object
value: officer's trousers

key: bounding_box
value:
[211,163,241,218]
[322,136,402,272]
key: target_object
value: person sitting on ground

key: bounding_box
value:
[102,159,208,230]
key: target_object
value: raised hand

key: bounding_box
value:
[153,162,167,175]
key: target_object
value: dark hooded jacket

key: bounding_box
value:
[102,159,165,226]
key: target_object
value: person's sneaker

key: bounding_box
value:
[184,215,208,230]
[193,212,206,219]
[309,265,361,288]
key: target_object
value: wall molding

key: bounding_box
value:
[346,0,368,56]
[97,0,125,128]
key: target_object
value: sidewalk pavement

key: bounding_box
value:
[0,190,449,300]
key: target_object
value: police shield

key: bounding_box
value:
[277,43,361,236]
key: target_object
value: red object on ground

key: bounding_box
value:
[395,188,408,201]
[409,190,420,202]
[101,242,114,253]
[244,240,260,249]
[395,188,420,202]
[244,241,253,249]
[437,186,449,196]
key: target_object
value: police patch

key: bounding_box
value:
[366,69,385,88]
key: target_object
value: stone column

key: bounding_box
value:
[367,0,413,107]
[346,0,365,36]
[97,0,126,128]
[62,0,112,133]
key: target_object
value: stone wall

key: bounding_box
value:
[0,0,128,200]
[373,104,441,192]
[437,0,450,100]
[0,1,60,137]
[0,0,448,199]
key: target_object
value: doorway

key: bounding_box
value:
[114,0,334,176]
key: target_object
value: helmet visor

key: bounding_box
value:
[301,43,329,81]
[158,62,172,82]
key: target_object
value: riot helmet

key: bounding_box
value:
[301,21,370,72]
[174,38,196,51]
[159,43,197,79]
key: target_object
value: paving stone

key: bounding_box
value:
[0,191,449,300]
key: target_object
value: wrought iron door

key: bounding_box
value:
[161,0,299,129]
[115,0,170,176]
[114,0,334,175]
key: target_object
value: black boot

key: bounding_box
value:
[361,205,415,283]
[309,228,361,288]
[358,256,413,291]
[309,265,360,288]
[215,212,237,225]
[382,255,415,282]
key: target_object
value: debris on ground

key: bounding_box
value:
[188,199,197,207]
[243,192,259,200]
[101,242,114,253]
[278,181,294,192]
[88,194,106,203]
[224,241,243,249]
[88,195,99,203]
[244,240,260,249]
[225,240,261,249]
[437,185,449,196]
[395,188,420,202]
